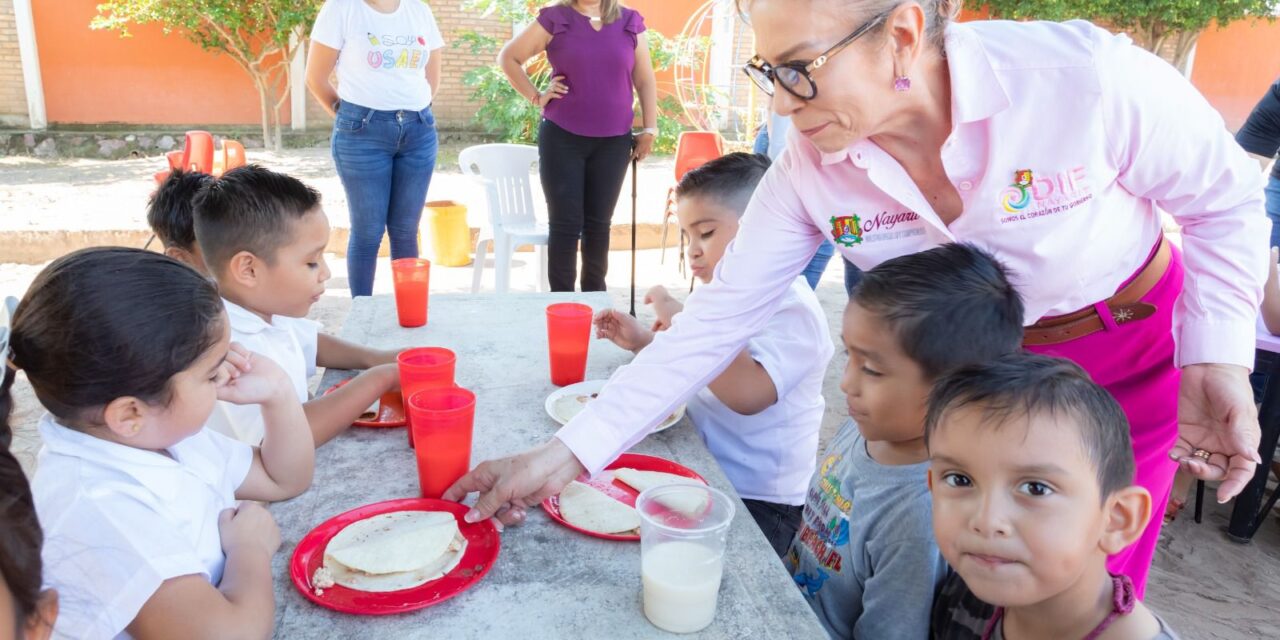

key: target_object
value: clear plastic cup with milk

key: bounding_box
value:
[636,483,735,634]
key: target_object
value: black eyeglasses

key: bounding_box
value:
[743,9,891,101]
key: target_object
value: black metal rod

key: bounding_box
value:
[630,156,638,317]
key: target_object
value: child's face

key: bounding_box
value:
[249,208,332,318]
[840,302,933,443]
[929,406,1116,608]
[677,195,740,284]
[135,317,233,449]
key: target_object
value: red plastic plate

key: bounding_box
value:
[322,380,406,428]
[290,498,500,615]
[542,453,706,542]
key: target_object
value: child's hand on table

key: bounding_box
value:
[219,501,281,558]
[216,343,295,407]
[645,285,684,332]
[594,309,654,354]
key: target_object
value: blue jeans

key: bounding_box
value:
[802,240,863,297]
[1266,175,1280,249]
[331,100,438,297]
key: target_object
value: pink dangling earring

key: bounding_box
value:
[894,75,911,92]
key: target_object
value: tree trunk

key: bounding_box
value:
[250,71,274,151]
[1171,30,1201,75]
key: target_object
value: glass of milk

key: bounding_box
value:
[636,483,735,634]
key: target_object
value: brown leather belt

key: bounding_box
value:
[1023,237,1171,346]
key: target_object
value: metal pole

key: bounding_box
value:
[630,156,638,317]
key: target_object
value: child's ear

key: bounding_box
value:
[1099,485,1152,555]
[26,588,59,640]
[228,251,259,288]
[162,245,186,262]
[102,396,147,440]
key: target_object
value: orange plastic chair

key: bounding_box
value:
[181,131,216,174]
[220,140,246,174]
[661,131,725,271]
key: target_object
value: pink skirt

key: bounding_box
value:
[1025,242,1184,599]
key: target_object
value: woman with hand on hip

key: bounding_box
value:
[499,0,658,292]
[307,0,445,297]
[450,0,1267,596]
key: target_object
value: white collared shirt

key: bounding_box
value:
[686,278,832,505]
[33,415,253,640]
[557,19,1269,476]
[210,299,320,445]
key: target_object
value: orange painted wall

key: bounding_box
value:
[34,0,281,126]
[1190,18,1280,131]
[629,0,705,98]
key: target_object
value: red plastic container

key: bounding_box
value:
[545,303,592,386]
[391,258,430,327]
[406,387,476,500]
[397,347,456,447]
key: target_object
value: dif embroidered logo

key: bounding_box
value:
[829,215,864,247]
[1001,169,1034,212]
[998,166,1092,223]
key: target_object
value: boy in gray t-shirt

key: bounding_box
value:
[784,244,1027,639]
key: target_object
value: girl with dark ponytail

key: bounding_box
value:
[7,248,315,639]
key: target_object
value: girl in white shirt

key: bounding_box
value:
[3,248,315,640]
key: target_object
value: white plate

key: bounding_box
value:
[544,380,685,433]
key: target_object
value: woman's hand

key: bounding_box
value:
[1172,363,1262,503]
[538,75,569,110]
[633,132,655,161]
[594,308,654,353]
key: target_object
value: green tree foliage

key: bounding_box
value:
[983,0,1280,70]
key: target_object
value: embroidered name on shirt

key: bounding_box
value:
[831,211,925,246]
[998,167,1092,224]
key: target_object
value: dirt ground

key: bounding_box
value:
[1,152,1278,638]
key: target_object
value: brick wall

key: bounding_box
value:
[301,1,511,132]
[0,0,29,127]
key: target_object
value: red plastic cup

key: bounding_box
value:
[406,386,475,500]
[546,302,592,386]
[392,258,431,327]
[397,347,456,448]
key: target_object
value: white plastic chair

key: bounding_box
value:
[459,144,549,293]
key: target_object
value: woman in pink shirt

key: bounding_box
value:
[448,0,1268,593]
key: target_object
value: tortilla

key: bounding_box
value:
[325,533,467,592]
[552,392,678,429]
[558,480,641,535]
[613,468,708,517]
[320,511,467,592]
[552,393,596,423]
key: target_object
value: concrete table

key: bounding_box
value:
[269,293,826,639]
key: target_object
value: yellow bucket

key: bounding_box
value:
[423,200,472,267]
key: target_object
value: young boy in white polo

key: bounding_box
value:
[595,152,834,555]
[193,165,402,447]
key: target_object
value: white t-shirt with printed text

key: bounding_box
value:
[311,0,445,111]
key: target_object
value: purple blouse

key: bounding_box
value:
[536,5,645,138]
